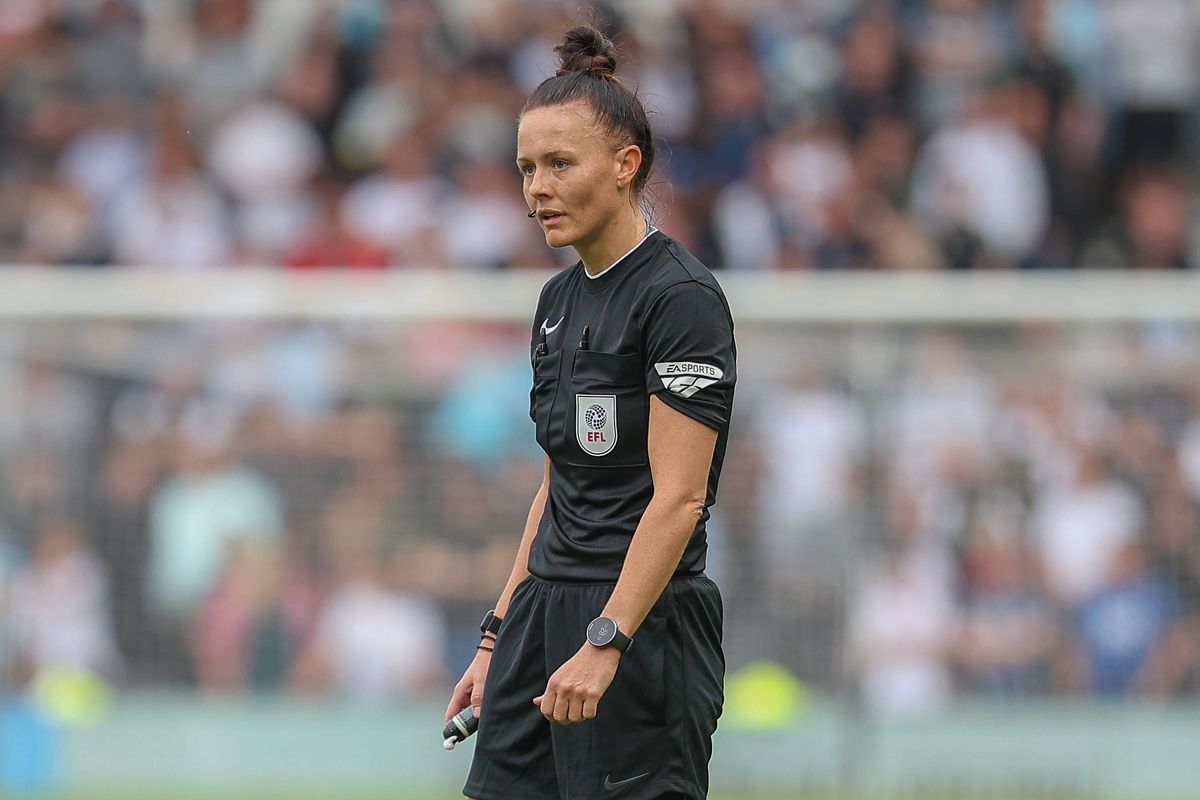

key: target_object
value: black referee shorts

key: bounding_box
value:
[463,574,724,800]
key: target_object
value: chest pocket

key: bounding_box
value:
[569,350,648,467]
[531,349,562,454]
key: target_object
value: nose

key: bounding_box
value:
[527,166,551,202]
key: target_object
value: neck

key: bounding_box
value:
[576,206,649,276]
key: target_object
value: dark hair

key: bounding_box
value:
[522,25,655,196]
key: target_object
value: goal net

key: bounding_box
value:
[2,268,1199,797]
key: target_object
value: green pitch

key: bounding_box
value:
[47,794,1111,800]
[45,794,897,800]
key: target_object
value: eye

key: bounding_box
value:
[553,159,569,170]
[518,164,535,176]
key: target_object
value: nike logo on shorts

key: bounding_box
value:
[603,771,650,791]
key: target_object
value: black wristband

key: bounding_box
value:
[477,644,494,653]
[479,609,503,636]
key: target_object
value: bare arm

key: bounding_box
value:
[601,395,717,638]
[533,396,717,724]
[444,455,549,723]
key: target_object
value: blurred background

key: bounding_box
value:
[2,0,1200,798]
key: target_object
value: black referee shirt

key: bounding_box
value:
[526,230,736,582]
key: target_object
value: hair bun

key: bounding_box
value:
[554,25,617,79]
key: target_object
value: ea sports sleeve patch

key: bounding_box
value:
[643,281,735,431]
[654,361,725,399]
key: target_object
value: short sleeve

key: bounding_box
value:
[642,281,736,431]
[528,282,551,423]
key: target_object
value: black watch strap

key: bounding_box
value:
[480,609,503,636]
[586,615,632,654]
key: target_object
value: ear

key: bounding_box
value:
[613,144,643,191]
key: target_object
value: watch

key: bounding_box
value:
[479,609,503,637]
[586,615,632,654]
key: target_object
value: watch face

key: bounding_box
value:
[587,616,617,647]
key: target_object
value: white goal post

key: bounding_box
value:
[3,268,1200,322]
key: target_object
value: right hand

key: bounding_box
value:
[444,647,492,723]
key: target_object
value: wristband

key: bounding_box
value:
[479,609,503,636]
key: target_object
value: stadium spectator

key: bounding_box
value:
[1143,464,1200,695]
[887,332,994,516]
[0,350,99,477]
[1070,540,1179,696]
[0,446,76,554]
[338,131,448,267]
[849,533,956,718]
[107,118,232,269]
[1031,444,1144,607]
[284,177,390,270]
[291,492,446,702]
[1094,0,1200,180]
[207,95,323,264]
[0,521,18,680]
[190,539,320,692]
[5,515,121,685]
[438,156,541,270]
[910,83,1051,268]
[1080,169,1194,270]
[904,0,1016,131]
[428,347,538,469]
[710,150,783,271]
[173,0,270,136]
[753,365,866,685]
[91,438,160,683]
[144,400,284,623]
[955,504,1056,697]
[292,579,445,702]
[0,0,1194,270]
[836,5,911,142]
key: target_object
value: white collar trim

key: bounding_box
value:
[584,227,658,280]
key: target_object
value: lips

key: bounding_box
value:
[539,210,565,225]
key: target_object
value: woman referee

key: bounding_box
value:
[445,23,736,800]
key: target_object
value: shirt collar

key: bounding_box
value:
[583,226,659,280]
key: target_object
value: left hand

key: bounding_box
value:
[534,644,621,725]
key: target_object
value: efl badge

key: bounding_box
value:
[576,394,617,456]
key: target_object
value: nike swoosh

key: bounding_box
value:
[540,316,564,335]
[603,772,650,791]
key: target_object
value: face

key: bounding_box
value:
[516,101,640,251]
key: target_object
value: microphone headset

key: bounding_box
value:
[528,210,536,218]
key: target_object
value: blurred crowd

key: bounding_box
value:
[743,325,1200,716]
[2,0,1200,272]
[4,0,1200,717]
[2,317,1200,716]
[0,320,542,702]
